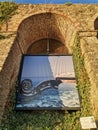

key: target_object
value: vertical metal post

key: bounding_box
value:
[47,39,49,54]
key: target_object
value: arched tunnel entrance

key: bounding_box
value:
[27,38,68,54]
[17,12,77,55]
[0,11,79,121]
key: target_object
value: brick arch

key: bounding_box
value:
[17,12,79,54]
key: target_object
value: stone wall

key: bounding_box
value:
[0,4,98,122]
[80,33,98,117]
[0,34,22,121]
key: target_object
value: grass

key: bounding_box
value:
[0,34,92,130]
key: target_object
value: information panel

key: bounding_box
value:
[16,55,80,110]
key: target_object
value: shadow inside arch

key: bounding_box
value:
[27,38,68,55]
[94,17,98,38]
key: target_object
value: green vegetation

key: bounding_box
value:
[0,1,18,32]
[73,34,92,116]
[0,31,16,40]
[64,2,72,6]
[0,34,6,39]
[1,34,92,130]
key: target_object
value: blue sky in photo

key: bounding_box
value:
[0,0,98,4]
